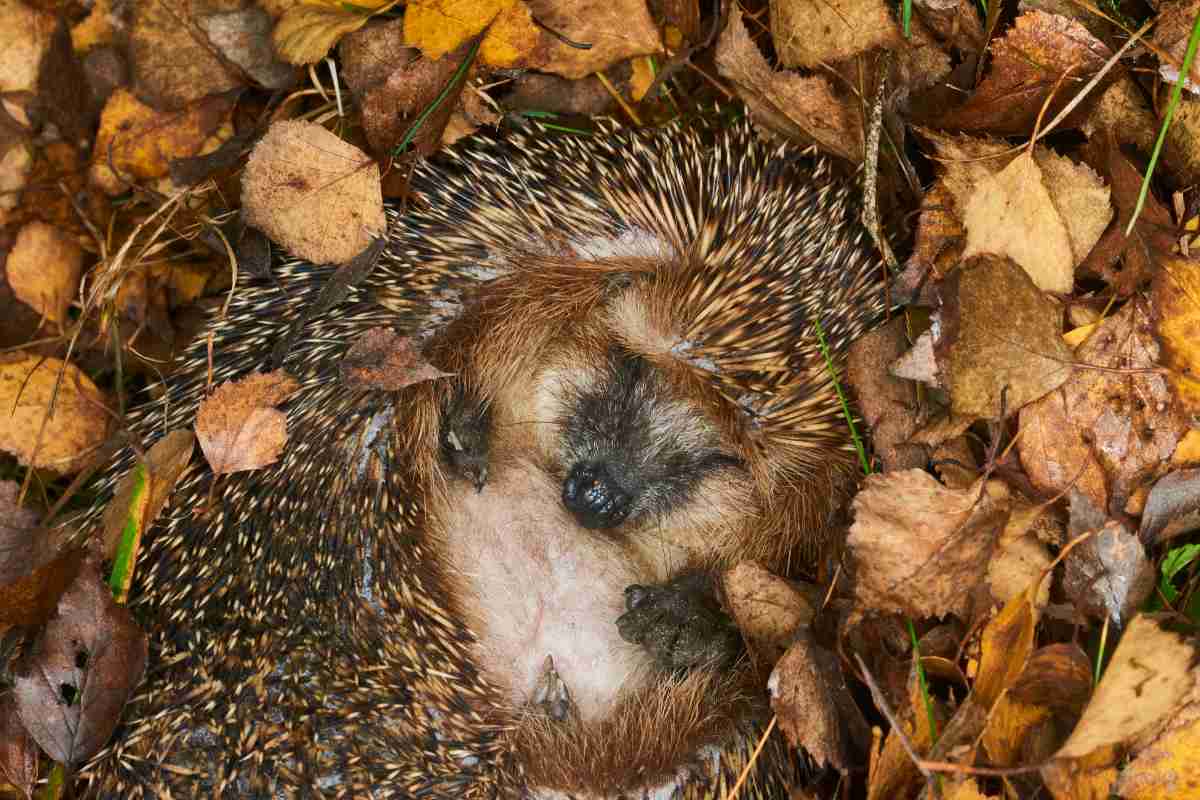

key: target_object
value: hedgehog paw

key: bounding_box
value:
[616,574,742,671]
[530,655,577,722]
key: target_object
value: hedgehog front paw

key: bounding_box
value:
[616,574,742,671]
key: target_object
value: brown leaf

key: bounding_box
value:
[13,561,148,767]
[0,694,37,799]
[0,481,85,629]
[1115,685,1200,799]
[846,317,926,472]
[1139,468,1200,547]
[937,10,1112,136]
[937,255,1074,419]
[199,6,296,89]
[975,585,1037,710]
[847,471,1007,620]
[770,0,901,69]
[274,2,375,66]
[770,629,867,770]
[6,220,83,326]
[715,7,863,161]
[1019,299,1187,512]
[722,562,818,666]
[340,328,452,391]
[129,0,243,108]
[1062,498,1153,627]
[1053,614,1195,765]
[195,371,299,475]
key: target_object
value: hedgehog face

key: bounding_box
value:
[557,347,741,530]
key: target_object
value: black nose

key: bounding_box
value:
[562,462,633,529]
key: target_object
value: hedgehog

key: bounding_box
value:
[74,121,887,798]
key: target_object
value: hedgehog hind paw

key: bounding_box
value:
[616,574,742,671]
[529,655,578,722]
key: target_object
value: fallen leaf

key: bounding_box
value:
[0,353,110,474]
[847,471,1007,620]
[273,2,376,65]
[340,328,453,391]
[0,695,37,799]
[241,120,385,265]
[846,317,926,472]
[1152,256,1200,418]
[722,562,818,666]
[13,561,148,767]
[6,220,83,326]
[195,371,299,475]
[1140,468,1200,547]
[129,0,243,108]
[770,0,901,68]
[1062,509,1153,628]
[938,255,1075,419]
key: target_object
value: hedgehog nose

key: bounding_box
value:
[562,462,633,529]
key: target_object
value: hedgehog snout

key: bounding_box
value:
[561,461,635,529]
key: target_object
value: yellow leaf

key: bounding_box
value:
[404,0,512,60]
[273,2,374,65]
[1153,256,1200,416]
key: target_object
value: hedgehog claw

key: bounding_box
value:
[530,655,577,722]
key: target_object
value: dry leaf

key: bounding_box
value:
[241,120,385,265]
[89,89,234,195]
[274,3,375,65]
[846,317,926,472]
[1062,508,1153,628]
[938,10,1112,136]
[129,0,243,109]
[847,471,1006,620]
[6,220,83,326]
[938,255,1074,419]
[13,561,148,767]
[96,429,195,562]
[1019,299,1187,512]
[1139,468,1200,547]
[0,694,38,798]
[195,371,300,475]
[1115,687,1200,799]
[340,328,453,391]
[0,353,110,473]
[770,0,901,68]
[199,6,296,89]
[722,562,818,666]
[1152,256,1200,417]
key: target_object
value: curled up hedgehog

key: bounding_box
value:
[78,122,887,797]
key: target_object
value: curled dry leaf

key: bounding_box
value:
[340,328,453,391]
[936,255,1074,419]
[6,220,83,326]
[13,561,148,767]
[0,481,84,629]
[770,0,901,69]
[195,371,299,475]
[241,120,385,265]
[97,429,195,564]
[847,470,1007,620]
[0,353,110,474]
[1019,298,1187,513]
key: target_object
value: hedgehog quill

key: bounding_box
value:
[77,122,887,798]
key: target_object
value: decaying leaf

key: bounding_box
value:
[241,120,385,265]
[13,561,148,767]
[273,2,378,65]
[938,10,1112,136]
[340,328,453,391]
[770,629,867,771]
[846,317,926,472]
[129,0,244,109]
[0,481,84,629]
[847,471,1007,620]
[1062,494,1153,627]
[195,371,299,475]
[1152,256,1200,417]
[1140,468,1200,547]
[1019,298,1187,513]
[0,694,38,799]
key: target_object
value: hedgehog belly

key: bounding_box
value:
[434,460,655,720]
